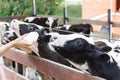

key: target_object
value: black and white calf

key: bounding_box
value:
[11,19,79,80]
[55,23,93,37]
[1,30,18,44]
[24,16,58,28]
[0,22,11,41]
[10,19,77,69]
[41,33,120,80]
[11,19,120,80]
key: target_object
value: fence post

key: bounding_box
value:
[108,9,112,42]
[63,1,67,25]
[32,0,36,16]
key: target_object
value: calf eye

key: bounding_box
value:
[50,36,58,42]
[5,33,9,35]
[30,27,34,30]
[90,45,95,48]
[53,37,57,39]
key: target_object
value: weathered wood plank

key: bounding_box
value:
[0,15,30,21]
[37,14,109,26]
[3,48,104,80]
[3,65,29,80]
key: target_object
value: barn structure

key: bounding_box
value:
[82,0,120,36]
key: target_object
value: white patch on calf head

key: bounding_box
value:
[11,19,27,36]
[46,17,54,27]
[0,22,10,37]
[46,32,59,42]
[64,25,71,30]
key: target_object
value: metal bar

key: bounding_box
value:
[63,0,67,25]
[32,0,36,16]
[108,9,113,42]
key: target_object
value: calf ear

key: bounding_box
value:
[100,46,112,52]
[95,54,110,63]
[55,18,58,22]
[38,35,51,43]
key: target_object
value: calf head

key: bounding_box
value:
[0,22,11,37]
[39,33,110,64]
[1,30,18,44]
[10,19,47,36]
[0,22,10,31]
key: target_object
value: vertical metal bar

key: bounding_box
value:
[108,9,112,42]
[63,0,67,25]
[32,0,36,16]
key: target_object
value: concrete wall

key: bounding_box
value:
[82,0,116,19]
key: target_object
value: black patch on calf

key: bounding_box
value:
[25,17,58,28]
[52,38,90,64]
[19,24,39,35]
[37,35,51,43]
[114,46,120,53]
[30,18,49,27]
[37,42,78,69]
[68,23,93,37]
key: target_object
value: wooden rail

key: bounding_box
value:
[3,66,28,80]
[0,15,30,21]
[0,15,120,27]
[37,14,120,27]
[2,48,105,80]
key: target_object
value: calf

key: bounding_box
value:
[55,23,93,37]
[24,16,58,28]
[10,19,77,69]
[1,30,18,44]
[0,22,11,41]
[44,33,120,80]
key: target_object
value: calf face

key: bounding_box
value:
[0,22,10,31]
[10,19,47,36]
[0,22,11,38]
[43,33,110,64]
[1,30,18,44]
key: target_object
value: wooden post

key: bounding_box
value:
[108,9,112,42]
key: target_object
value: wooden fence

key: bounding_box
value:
[0,14,120,27]
[2,48,105,80]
